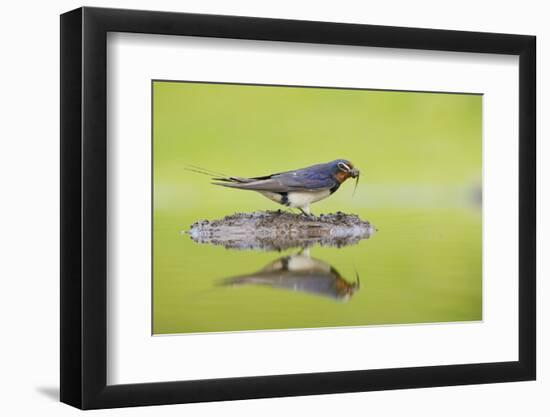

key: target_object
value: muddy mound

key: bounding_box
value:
[187,210,376,251]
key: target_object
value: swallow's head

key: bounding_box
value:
[330,159,360,183]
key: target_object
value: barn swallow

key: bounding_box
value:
[188,160,360,215]
[220,249,360,302]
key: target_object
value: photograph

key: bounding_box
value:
[152,80,483,335]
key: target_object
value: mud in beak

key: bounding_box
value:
[351,169,360,197]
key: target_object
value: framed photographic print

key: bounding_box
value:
[60,6,536,409]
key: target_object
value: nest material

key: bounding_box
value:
[187,210,376,251]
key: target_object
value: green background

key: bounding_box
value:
[153,81,482,334]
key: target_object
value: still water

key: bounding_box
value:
[153,198,482,335]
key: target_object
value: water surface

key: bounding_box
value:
[153,205,481,334]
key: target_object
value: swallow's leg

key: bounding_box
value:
[298,206,315,218]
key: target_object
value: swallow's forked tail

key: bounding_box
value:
[184,164,255,186]
[184,164,229,178]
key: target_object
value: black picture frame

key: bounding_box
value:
[60,6,536,410]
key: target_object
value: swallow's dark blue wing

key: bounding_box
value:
[271,167,336,189]
[212,162,337,192]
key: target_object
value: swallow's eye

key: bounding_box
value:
[337,162,351,172]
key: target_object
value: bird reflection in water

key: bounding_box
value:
[220,249,360,302]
